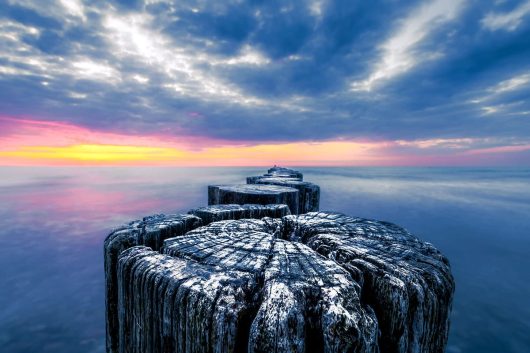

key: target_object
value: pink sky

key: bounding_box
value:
[1,117,529,166]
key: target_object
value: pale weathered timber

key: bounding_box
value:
[266,166,304,179]
[105,167,455,353]
[117,245,258,353]
[116,218,378,353]
[247,166,303,184]
[189,203,291,225]
[248,177,320,213]
[208,184,300,215]
[104,214,202,353]
[281,212,455,353]
[247,175,302,183]
[112,213,453,353]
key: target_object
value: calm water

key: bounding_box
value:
[0,166,529,353]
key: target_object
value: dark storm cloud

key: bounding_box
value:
[0,0,529,147]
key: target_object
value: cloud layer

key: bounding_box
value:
[0,0,529,164]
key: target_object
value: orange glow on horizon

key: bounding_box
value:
[0,141,394,166]
[1,117,529,166]
[0,117,399,166]
[1,144,188,162]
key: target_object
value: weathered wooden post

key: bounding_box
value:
[247,177,320,213]
[104,167,454,353]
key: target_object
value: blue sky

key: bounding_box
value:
[0,0,529,165]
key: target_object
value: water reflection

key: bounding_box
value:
[0,166,528,353]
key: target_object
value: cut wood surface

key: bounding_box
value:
[208,184,300,215]
[113,213,453,353]
[189,203,291,225]
[248,177,320,213]
[246,166,304,184]
[104,167,454,353]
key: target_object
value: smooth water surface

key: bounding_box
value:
[0,166,529,353]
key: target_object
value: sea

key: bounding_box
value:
[0,166,529,353]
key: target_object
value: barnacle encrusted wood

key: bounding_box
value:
[104,167,454,353]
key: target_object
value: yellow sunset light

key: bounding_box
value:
[0,144,187,163]
[0,141,391,166]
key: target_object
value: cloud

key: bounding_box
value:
[468,71,530,116]
[72,59,121,83]
[481,1,530,31]
[0,0,528,166]
[489,72,530,94]
[57,0,87,21]
[101,10,270,105]
[351,0,465,91]
[396,138,476,149]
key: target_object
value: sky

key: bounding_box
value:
[0,0,529,166]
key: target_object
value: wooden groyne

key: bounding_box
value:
[104,167,454,353]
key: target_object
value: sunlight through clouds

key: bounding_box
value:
[58,0,87,21]
[72,60,121,83]
[102,11,266,105]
